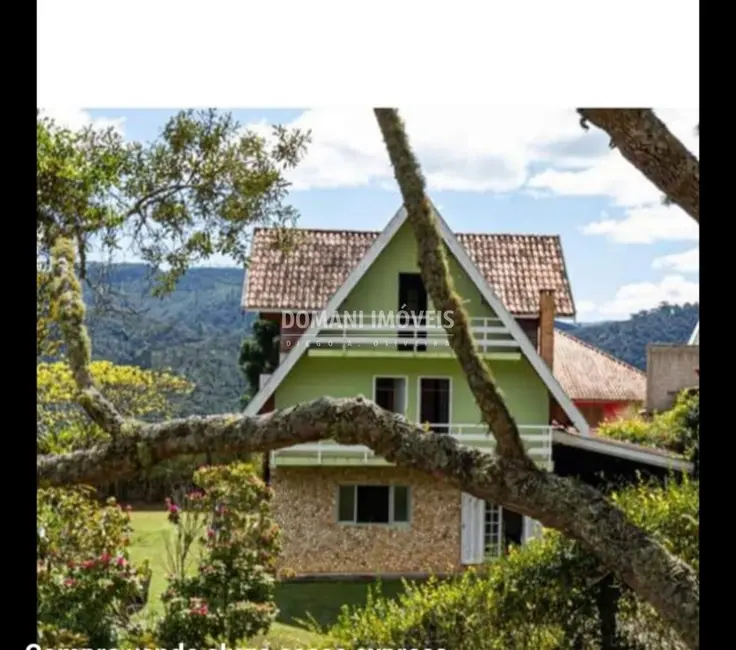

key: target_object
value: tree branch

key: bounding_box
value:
[578,109,699,223]
[373,108,530,462]
[49,239,127,437]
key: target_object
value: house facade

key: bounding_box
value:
[242,205,691,578]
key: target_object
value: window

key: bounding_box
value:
[337,485,410,524]
[374,377,407,414]
[419,377,451,433]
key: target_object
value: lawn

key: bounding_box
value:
[128,510,411,646]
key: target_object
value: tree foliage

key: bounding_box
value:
[326,478,698,650]
[598,390,700,464]
[239,319,280,404]
[37,360,193,454]
[37,109,310,294]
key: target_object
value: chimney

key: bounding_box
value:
[539,289,555,369]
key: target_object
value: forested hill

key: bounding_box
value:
[85,264,255,416]
[557,302,699,370]
[83,264,698,414]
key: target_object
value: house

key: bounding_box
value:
[242,204,692,578]
[645,319,700,413]
[552,328,646,428]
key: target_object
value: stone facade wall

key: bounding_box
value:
[271,466,462,576]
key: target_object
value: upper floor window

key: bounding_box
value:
[374,376,407,414]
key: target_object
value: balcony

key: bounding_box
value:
[281,315,521,359]
[270,424,553,469]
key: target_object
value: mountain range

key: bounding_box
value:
[84,264,699,416]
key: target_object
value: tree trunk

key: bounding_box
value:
[577,109,699,223]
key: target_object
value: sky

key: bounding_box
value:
[42,107,699,323]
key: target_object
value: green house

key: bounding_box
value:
[242,204,692,577]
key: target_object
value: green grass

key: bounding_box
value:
[128,510,412,646]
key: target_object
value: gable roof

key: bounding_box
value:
[243,228,575,316]
[554,329,646,402]
[243,204,591,437]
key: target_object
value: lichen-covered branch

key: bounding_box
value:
[373,108,529,462]
[37,391,699,648]
[578,109,699,223]
[49,239,127,437]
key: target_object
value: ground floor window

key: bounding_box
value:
[337,484,410,524]
[484,502,523,558]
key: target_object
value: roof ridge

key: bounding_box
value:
[253,226,563,238]
[555,328,646,377]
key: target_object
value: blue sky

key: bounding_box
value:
[44,108,699,322]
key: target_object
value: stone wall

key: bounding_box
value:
[271,466,462,576]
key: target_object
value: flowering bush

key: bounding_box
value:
[37,487,151,647]
[156,462,281,648]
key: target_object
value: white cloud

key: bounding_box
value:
[246,107,611,193]
[528,107,699,245]
[575,299,597,314]
[39,107,126,135]
[597,275,699,319]
[246,108,697,207]
[652,247,699,273]
[581,204,699,244]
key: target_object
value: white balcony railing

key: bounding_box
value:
[271,423,553,468]
[283,316,519,354]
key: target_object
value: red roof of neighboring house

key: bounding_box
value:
[554,329,646,403]
[243,227,576,316]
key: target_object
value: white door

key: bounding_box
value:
[522,516,543,543]
[461,493,485,564]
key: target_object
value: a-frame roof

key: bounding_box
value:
[243,203,591,437]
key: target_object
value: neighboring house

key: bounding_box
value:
[553,329,646,428]
[645,320,700,413]
[242,204,692,578]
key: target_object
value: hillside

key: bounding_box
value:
[84,265,698,414]
[85,264,255,415]
[557,303,699,370]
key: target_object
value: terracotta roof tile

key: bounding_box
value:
[243,227,575,316]
[554,329,646,402]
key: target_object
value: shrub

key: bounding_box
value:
[37,487,151,647]
[326,478,698,650]
[156,462,280,648]
[598,389,699,463]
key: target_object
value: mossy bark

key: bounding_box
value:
[578,109,699,223]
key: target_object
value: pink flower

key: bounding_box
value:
[99,553,111,565]
[116,556,127,567]
[168,504,180,514]
[207,528,215,538]
[63,578,75,587]
[81,560,96,570]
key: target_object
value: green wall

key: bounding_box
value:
[275,355,549,427]
[339,221,496,321]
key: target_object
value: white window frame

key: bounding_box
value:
[336,484,411,526]
[416,375,453,430]
[372,375,409,415]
